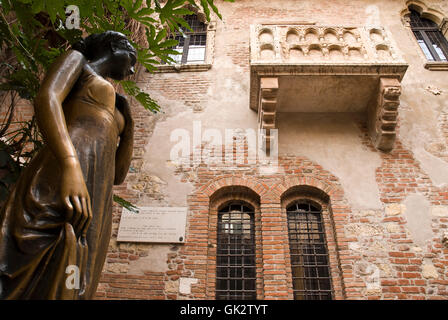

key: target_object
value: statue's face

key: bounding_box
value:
[109,39,137,80]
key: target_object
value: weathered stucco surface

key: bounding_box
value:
[137,0,448,213]
[278,112,383,209]
[97,0,448,300]
[402,193,433,247]
[123,0,446,266]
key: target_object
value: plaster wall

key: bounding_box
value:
[98,0,448,300]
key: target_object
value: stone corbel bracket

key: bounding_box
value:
[368,77,402,152]
[259,77,279,151]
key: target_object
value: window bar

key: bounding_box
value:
[428,31,448,61]
[165,14,207,65]
[420,31,441,60]
[410,9,448,62]
[216,204,256,300]
[287,202,333,300]
[414,32,435,61]
[181,35,191,64]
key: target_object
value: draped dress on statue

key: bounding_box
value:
[0,67,124,299]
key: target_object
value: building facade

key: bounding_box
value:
[96,0,448,300]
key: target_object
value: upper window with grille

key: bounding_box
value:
[216,203,256,300]
[168,14,207,65]
[287,201,333,300]
[410,9,448,62]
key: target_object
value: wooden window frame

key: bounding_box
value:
[402,4,448,70]
[410,10,448,62]
[156,14,216,73]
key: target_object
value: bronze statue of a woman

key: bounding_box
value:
[0,31,136,299]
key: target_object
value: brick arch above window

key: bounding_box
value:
[199,176,269,199]
[401,0,446,26]
[272,176,338,201]
[281,185,330,207]
[209,185,261,212]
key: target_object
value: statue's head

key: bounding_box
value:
[72,31,137,80]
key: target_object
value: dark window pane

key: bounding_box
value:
[216,203,256,300]
[409,10,438,28]
[426,31,448,61]
[409,9,448,62]
[185,14,207,32]
[165,15,207,64]
[287,202,333,300]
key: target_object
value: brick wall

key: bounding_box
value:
[0,96,35,141]
[97,120,448,300]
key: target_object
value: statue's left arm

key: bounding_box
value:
[114,93,134,185]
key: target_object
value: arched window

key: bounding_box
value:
[216,203,256,300]
[287,201,333,300]
[169,14,207,64]
[410,9,448,61]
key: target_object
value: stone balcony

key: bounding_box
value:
[249,24,409,152]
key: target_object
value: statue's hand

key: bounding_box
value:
[60,157,92,238]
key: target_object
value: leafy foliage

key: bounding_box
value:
[0,118,43,204]
[1,0,234,106]
[120,80,161,113]
[0,142,21,204]
[113,194,140,213]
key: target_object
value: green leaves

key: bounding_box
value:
[0,66,40,99]
[120,80,161,113]
[1,0,229,107]
[0,143,21,204]
[0,120,43,204]
[113,194,140,213]
[30,0,44,14]
[121,0,156,27]
[143,24,181,66]
[18,0,67,22]
[158,0,194,32]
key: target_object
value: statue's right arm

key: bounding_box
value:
[34,50,92,237]
[34,50,85,162]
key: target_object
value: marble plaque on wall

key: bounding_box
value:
[117,207,187,243]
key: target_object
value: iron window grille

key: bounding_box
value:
[410,9,448,62]
[287,201,333,300]
[216,203,256,300]
[168,14,207,64]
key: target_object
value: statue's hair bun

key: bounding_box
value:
[71,31,134,61]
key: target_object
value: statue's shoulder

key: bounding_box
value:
[51,50,87,74]
[38,50,87,96]
[64,49,85,60]
[65,49,84,59]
